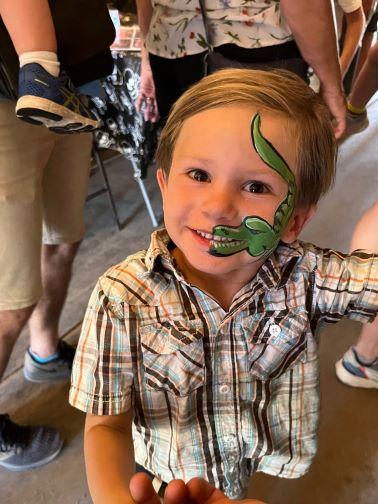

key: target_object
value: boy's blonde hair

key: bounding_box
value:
[155,69,337,208]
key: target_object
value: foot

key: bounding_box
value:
[23,340,75,383]
[0,414,63,471]
[15,63,100,133]
[339,110,369,142]
[335,347,378,389]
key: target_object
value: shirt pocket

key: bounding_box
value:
[243,308,309,381]
[139,320,205,397]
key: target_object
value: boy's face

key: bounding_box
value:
[157,106,313,283]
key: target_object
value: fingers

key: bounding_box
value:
[164,478,195,504]
[320,88,346,140]
[332,113,346,140]
[129,473,161,504]
[186,477,227,503]
[136,94,159,122]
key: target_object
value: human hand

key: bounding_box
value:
[186,477,266,504]
[136,59,159,123]
[319,85,346,140]
[129,474,266,504]
[129,472,190,503]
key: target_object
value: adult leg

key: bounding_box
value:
[352,0,377,84]
[23,130,91,382]
[0,307,34,379]
[336,201,378,388]
[349,42,378,109]
[0,0,56,54]
[0,100,51,377]
[0,101,63,471]
[341,43,378,139]
[349,201,378,364]
[28,242,80,358]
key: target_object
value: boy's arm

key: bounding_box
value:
[280,0,346,139]
[311,202,378,324]
[339,7,365,78]
[84,410,135,503]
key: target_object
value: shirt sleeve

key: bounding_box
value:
[312,249,378,324]
[69,276,134,415]
[337,0,362,14]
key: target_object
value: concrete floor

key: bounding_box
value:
[1,95,377,503]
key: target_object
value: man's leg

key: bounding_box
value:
[0,307,34,379]
[0,100,63,471]
[336,201,378,388]
[29,242,80,358]
[23,127,91,382]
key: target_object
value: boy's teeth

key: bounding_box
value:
[211,240,244,248]
[196,230,235,242]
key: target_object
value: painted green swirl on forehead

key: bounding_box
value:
[209,113,297,258]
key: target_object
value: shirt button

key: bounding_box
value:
[220,384,230,394]
[269,323,281,337]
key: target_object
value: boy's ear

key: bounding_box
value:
[156,168,167,197]
[280,204,317,243]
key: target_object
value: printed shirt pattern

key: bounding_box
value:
[146,0,293,59]
[70,229,378,499]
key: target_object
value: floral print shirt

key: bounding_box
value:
[146,0,293,59]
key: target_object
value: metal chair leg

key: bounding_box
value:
[129,157,159,228]
[92,146,122,230]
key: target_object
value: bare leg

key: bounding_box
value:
[28,242,80,358]
[350,201,378,362]
[0,306,34,379]
[0,0,56,54]
[352,0,376,84]
[349,43,378,109]
[352,31,374,86]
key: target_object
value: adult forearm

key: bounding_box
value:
[136,0,153,40]
[85,423,135,504]
[281,0,341,91]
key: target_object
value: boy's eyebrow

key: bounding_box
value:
[174,155,284,177]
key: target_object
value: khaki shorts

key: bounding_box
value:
[0,100,92,310]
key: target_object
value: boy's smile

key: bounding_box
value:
[157,106,301,295]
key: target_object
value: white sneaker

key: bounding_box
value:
[336,347,378,389]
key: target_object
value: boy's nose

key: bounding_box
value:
[201,187,239,223]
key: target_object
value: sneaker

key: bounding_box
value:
[15,63,100,133]
[0,414,63,471]
[340,110,369,142]
[335,347,378,389]
[23,340,75,383]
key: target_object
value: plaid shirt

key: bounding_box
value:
[70,229,378,499]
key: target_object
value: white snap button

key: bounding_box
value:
[220,384,230,394]
[269,324,281,337]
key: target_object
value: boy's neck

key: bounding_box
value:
[172,248,264,312]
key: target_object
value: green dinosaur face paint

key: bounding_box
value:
[210,113,297,258]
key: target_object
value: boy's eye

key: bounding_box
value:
[244,181,268,194]
[187,169,210,182]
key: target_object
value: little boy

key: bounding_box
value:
[70,69,377,503]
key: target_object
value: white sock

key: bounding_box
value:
[19,51,60,77]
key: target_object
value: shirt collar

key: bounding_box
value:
[145,228,178,275]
